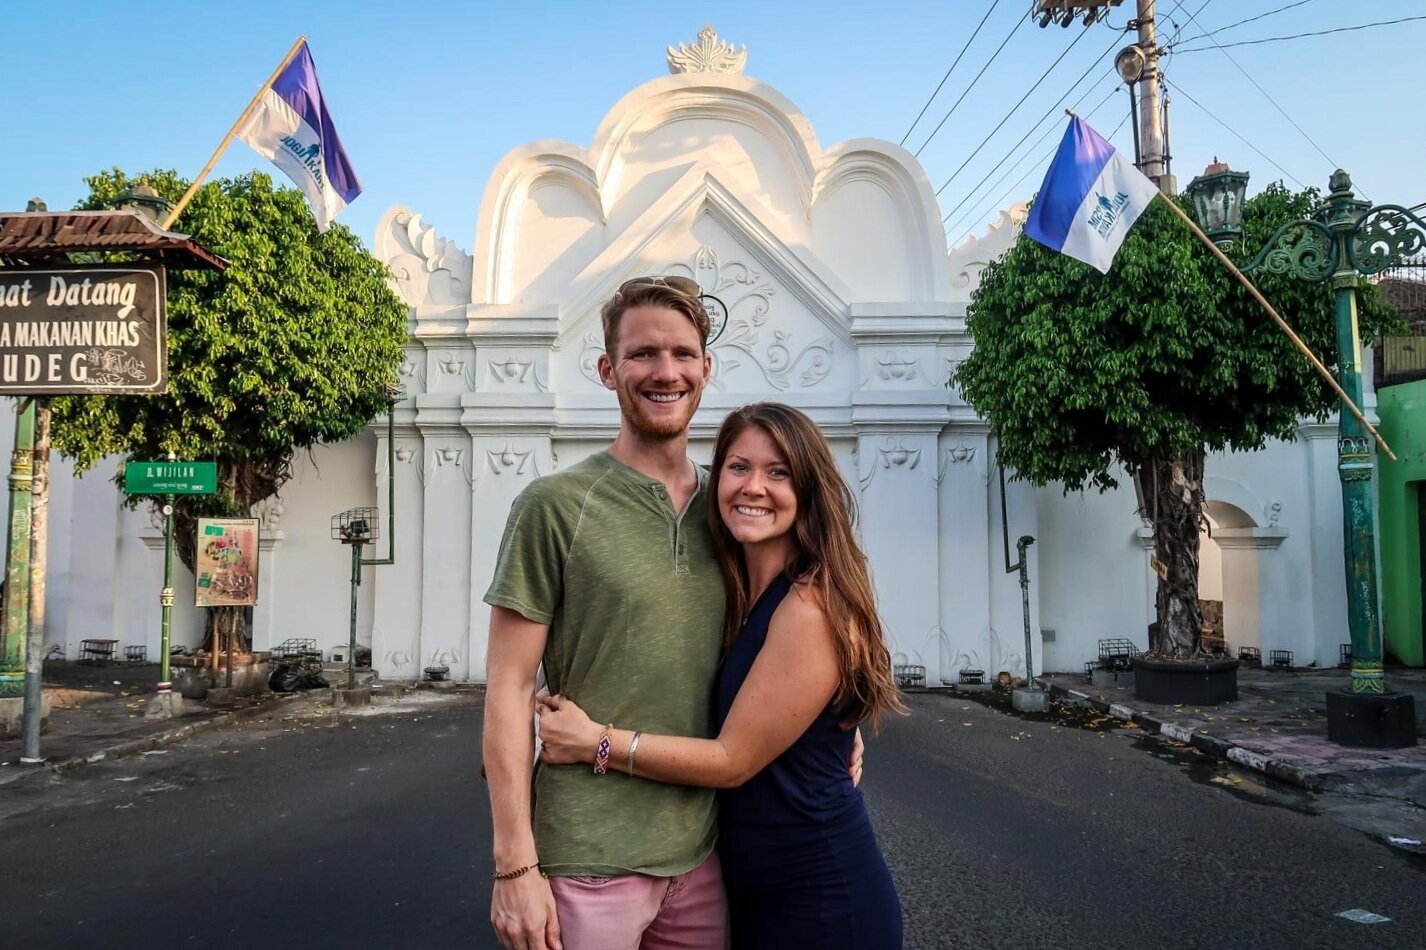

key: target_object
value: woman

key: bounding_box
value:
[537,401,906,948]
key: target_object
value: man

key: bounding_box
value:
[483,275,727,950]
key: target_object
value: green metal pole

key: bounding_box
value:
[1,400,35,698]
[1324,171,1385,694]
[1017,536,1036,682]
[348,540,362,689]
[159,491,175,692]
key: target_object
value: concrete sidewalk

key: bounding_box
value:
[1038,666,1426,799]
[0,660,353,785]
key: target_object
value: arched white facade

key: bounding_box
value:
[8,29,1366,682]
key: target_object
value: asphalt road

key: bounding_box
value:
[0,689,1420,950]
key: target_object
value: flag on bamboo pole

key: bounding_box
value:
[235,40,361,231]
[1023,116,1158,274]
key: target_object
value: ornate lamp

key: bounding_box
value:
[1185,159,1249,248]
[120,183,172,225]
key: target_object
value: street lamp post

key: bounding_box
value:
[1187,164,1423,748]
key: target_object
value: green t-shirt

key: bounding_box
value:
[484,451,725,877]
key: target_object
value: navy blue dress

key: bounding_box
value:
[714,572,903,949]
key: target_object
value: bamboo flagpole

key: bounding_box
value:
[159,36,308,231]
[1156,194,1397,462]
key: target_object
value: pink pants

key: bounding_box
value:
[547,851,728,950]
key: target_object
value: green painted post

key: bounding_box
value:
[159,491,176,692]
[0,401,35,698]
[347,540,362,690]
[1323,172,1385,694]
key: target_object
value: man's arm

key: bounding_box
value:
[484,605,561,950]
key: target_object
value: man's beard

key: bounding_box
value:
[617,387,701,441]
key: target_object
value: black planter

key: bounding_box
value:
[1132,656,1239,705]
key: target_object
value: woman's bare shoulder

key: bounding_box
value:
[771,579,833,641]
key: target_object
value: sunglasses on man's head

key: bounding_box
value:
[618,275,702,297]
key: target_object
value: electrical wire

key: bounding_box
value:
[1176,0,1344,185]
[940,52,1119,225]
[931,20,1105,196]
[1173,16,1426,52]
[1162,77,1305,188]
[901,1,1004,147]
[1174,0,1319,45]
[913,6,1032,157]
[945,84,1122,247]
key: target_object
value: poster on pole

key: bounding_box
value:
[0,267,166,394]
[194,518,260,607]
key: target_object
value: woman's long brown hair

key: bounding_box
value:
[708,402,908,733]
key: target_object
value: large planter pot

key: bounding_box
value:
[1132,656,1239,705]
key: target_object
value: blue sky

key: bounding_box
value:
[4,1,1422,254]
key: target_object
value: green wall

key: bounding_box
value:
[1378,378,1426,667]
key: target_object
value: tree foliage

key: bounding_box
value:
[50,168,407,650]
[957,185,1399,492]
[956,183,1401,657]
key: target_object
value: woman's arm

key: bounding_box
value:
[538,586,841,789]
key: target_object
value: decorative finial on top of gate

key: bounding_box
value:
[667,24,747,75]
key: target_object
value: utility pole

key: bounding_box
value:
[1133,0,1170,190]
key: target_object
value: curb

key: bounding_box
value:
[0,690,322,787]
[1036,678,1323,792]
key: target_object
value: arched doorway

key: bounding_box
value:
[1198,500,1264,657]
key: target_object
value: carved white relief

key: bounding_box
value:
[251,496,284,532]
[1265,500,1283,527]
[430,350,477,392]
[374,207,473,307]
[667,24,747,75]
[429,445,472,486]
[398,347,427,394]
[484,443,540,478]
[580,246,834,392]
[953,626,1027,680]
[578,332,607,387]
[487,356,549,392]
[947,202,1029,300]
[859,438,923,489]
[936,442,987,487]
[395,446,417,463]
[875,351,919,382]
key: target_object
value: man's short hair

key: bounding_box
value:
[600,276,711,357]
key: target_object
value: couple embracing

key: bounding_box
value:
[482,276,905,949]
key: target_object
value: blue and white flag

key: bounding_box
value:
[1023,116,1159,274]
[236,41,361,232]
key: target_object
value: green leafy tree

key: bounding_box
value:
[52,168,407,656]
[956,184,1400,657]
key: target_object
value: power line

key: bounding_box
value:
[1175,1,1349,195]
[1173,16,1426,52]
[913,7,1032,157]
[900,1,1004,147]
[1176,0,1319,44]
[931,21,1105,196]
[940,50,1119,225]
[1162,77,1305,188]
[946,84,1122,247]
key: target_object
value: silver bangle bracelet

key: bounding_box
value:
[627,731,642,777]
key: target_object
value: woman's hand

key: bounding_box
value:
[536,694,604,765]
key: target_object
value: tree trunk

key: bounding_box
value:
[1136,452,1207,658]
[162,455,291,661]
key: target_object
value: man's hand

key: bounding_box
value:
[536,694,603,765]
[491,873,562,950]
[850,727,865,788]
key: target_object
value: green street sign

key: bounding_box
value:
[124,460,217,495]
